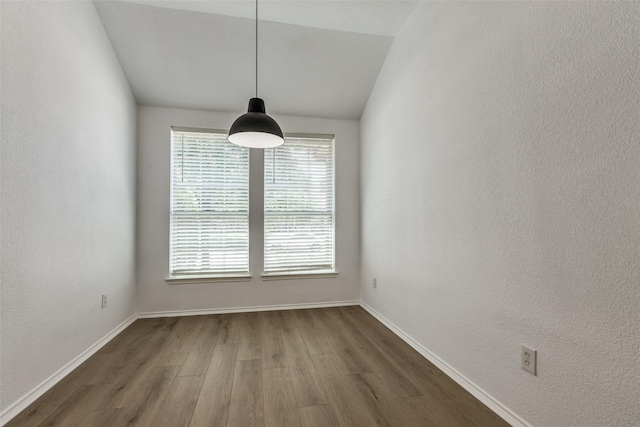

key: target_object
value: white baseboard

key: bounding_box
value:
[0,314,137,426]
[359,301,531,427]
[137,299,360,318]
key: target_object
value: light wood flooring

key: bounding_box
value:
[7,306,510,427]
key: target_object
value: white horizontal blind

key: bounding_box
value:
[170,129,250,276]
[264,136,335,273]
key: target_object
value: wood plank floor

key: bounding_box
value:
[7,306,510,427]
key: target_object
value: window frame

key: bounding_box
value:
[262,133,337,278]
[167,126,251,283]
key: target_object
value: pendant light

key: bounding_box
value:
[228,0,284,149]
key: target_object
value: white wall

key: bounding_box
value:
[361,2,639,426]
[0,0,137,413]
[137,106,360,313]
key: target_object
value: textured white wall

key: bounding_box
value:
[361,2,639,426]
[0,1,137,412]
[136,106,360,313]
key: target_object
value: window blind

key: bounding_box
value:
[170,129,250,276]
[264,136,335,274]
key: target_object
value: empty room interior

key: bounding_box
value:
[1,1,638,426]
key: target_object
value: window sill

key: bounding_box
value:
[166,273,252,285]
[261,271,338,281]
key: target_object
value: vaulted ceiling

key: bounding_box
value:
[94,1,419,120]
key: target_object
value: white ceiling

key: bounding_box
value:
[94,1,419,120]
[119,0,420,37]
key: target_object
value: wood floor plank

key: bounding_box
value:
[155,316,205,367]
[112,318,179,367]
[227,359,264,427]
[281,326,328,407]
[68,408,123,427]
[262,367,302,427]
[35,383,121,425]
[348,372,411,427]
[189,343,238,427]
[214,314,243,345]
[305,307,335,331]
[179,317,222,377]
[152,375,204,427]
[80,353,124,385]
[236,311,262,360]
[334,307,421,399]
[323,309,377,375]
[157,351,188,367]
[260,311,288,369]
[278,309,301,331]
[293,309,334,356]
[299,404,341,427]
[396,395,477,427]
[95,318,157,356]
[114,366,180,426]
[311,353,379,427]
[36,385,92,427]
[101,330,176,410]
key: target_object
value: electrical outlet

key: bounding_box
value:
[101,293,108,309]
[521,345,536,375]
[373,277,377,289]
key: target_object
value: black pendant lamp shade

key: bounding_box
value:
[228,0,284,149]
[228,98,284,148]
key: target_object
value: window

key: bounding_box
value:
[264,135,335,275]
[170,128,250,277]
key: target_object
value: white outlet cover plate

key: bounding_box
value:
[521,345,537,375]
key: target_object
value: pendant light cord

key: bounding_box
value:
[255,0,258,98]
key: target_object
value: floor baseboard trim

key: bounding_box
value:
[0,314,137,426]
[137,300,360,318]
[359,301,531,427]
